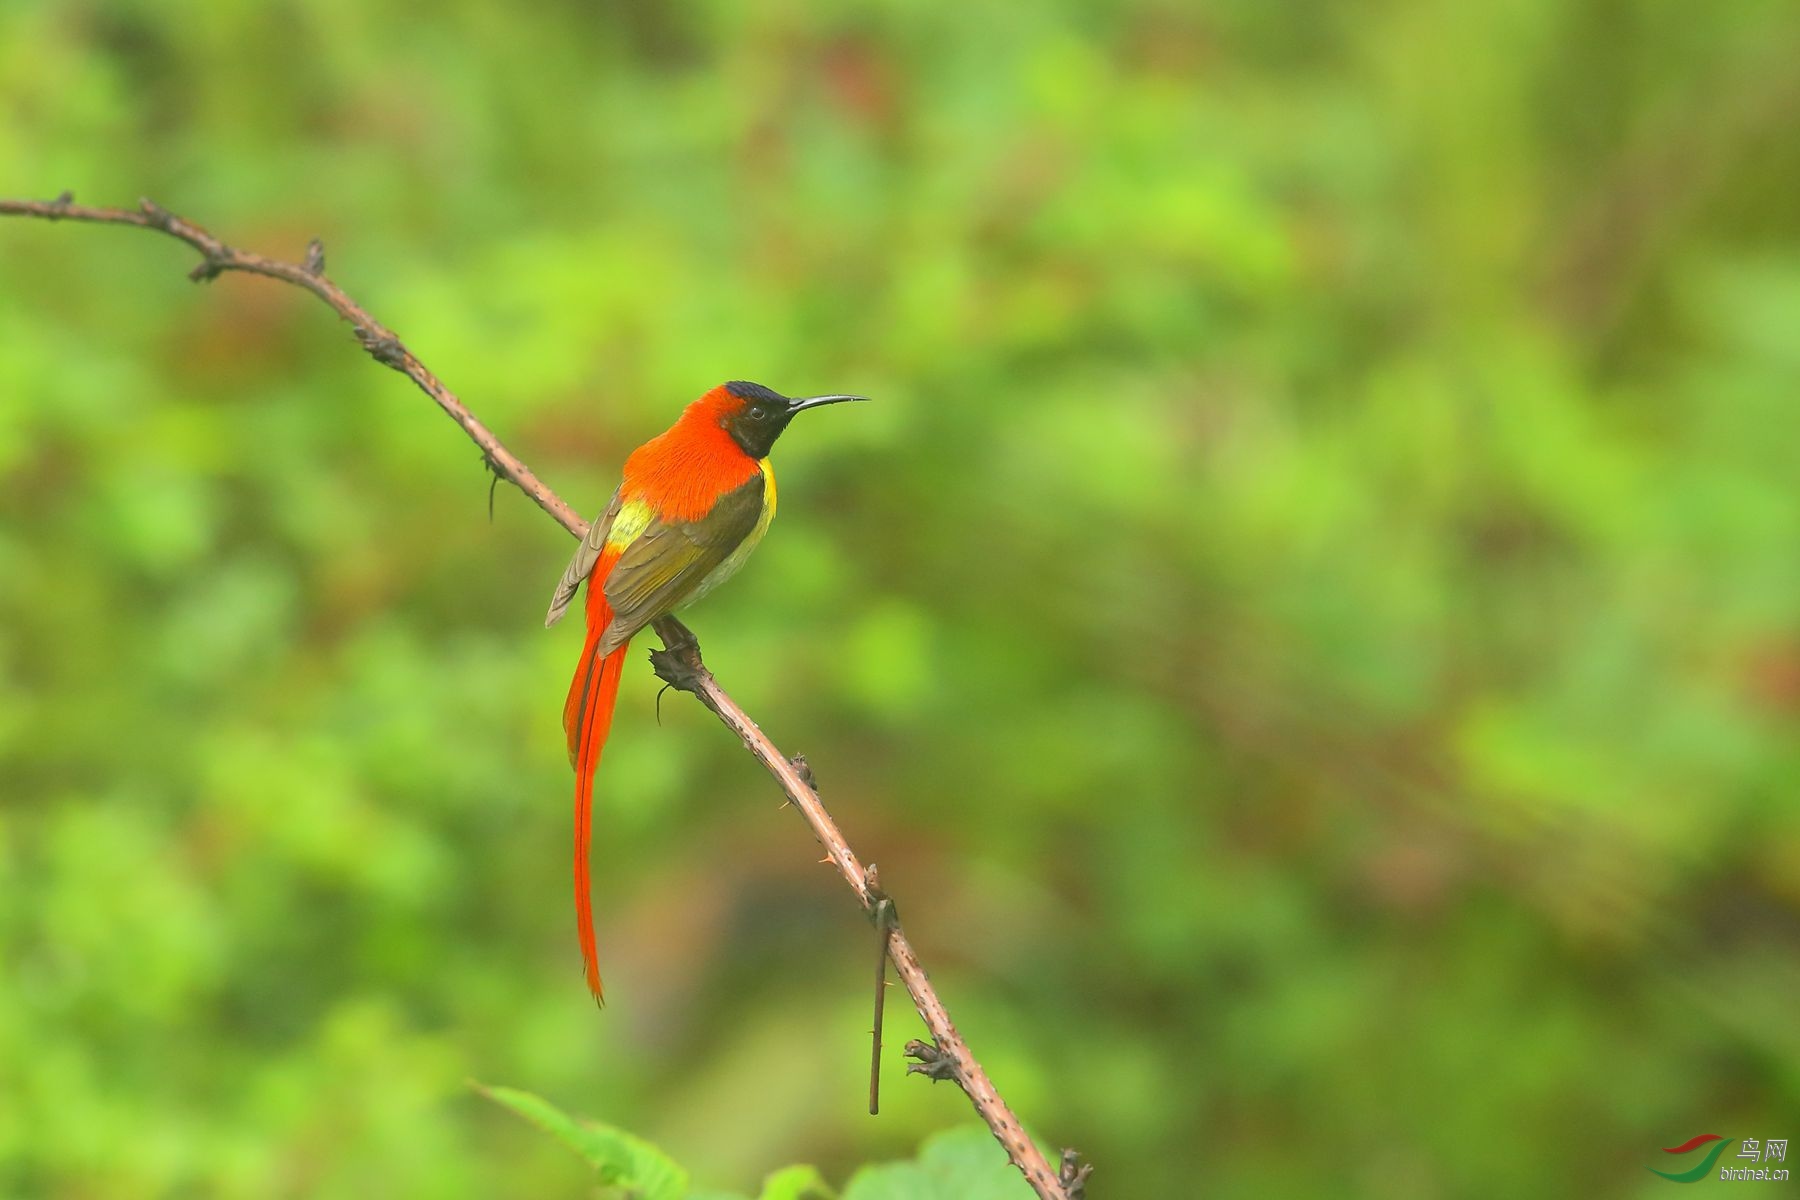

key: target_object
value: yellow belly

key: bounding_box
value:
[682,457,776,608]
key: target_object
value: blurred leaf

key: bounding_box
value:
[473,1082,687,1200]
[842,1127,1036,1200]
[758,1163,837,1200]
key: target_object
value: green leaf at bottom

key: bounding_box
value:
[472,1081,689,1200]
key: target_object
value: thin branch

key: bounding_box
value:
[646,618,1068,1197]
[0,194,582,536]
[1,194,1078,1200]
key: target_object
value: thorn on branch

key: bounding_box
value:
[904,1039,959,1083]
[303,237,326,276]
[1059,1149,1093,1199]
[356,328,408,370]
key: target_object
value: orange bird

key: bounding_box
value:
[544,381,866,1003]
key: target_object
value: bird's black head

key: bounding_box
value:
[719,380,867,459]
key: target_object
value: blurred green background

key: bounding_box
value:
[3,1,1798,1196]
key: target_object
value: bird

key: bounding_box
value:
[545,380,866,1003]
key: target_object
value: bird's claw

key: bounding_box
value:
[647,617,707,693]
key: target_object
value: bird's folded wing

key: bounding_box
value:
[600,473,766,650]
[545,488,624,627]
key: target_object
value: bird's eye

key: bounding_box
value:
[749,405,768,421]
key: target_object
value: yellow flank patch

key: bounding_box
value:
[683,462,778,608]
[604,499,656,551]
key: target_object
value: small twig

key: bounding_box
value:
[904,1038,958,1082]
[867,864,896,1116]
[0,194,1078,1200]
[1059,1149,1093,1200]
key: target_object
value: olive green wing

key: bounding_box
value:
[599,473,766,653]
[545,488,625,628]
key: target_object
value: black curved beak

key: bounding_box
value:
[786,393,870,414]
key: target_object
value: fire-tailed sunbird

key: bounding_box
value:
[544,380,866,1002]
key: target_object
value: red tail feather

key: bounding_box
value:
[564,562,627,1005]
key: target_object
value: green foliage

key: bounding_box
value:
[4,0,1799,1197]
[479,1084,1028,1200]
[840,1129,1036,1200]
[475,1083,689,1200]
[755,1164,837,1200]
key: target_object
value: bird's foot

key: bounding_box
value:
[648,616,708,694]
